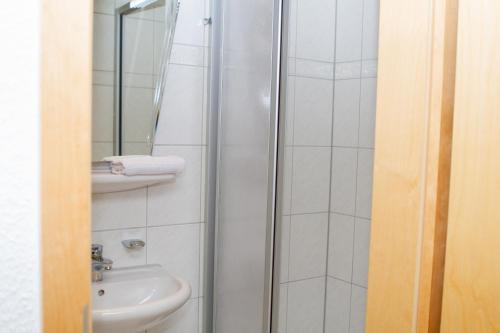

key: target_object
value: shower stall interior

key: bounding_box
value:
[208,0,379,332]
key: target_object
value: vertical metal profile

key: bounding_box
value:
[208,0,285,332]
[270,0,290,330]
[264,0,285,331]
[204,0,222,330]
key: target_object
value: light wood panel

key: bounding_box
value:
[41,0,93,332]
[441,0,500,331]
[416,0,457,331]
[366,0,457,331]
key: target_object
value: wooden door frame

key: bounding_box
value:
[41,0,93,332]
[441,0,500,331]
[366,0,458,331]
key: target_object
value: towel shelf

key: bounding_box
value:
[92,173,176,194]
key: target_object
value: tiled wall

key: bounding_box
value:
[278,0,379,332]
[92,0,210,332]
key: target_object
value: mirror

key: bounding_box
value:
[92,0,180,160]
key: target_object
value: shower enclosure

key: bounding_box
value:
[206,0,379,332]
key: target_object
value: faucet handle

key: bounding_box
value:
[91,244,103,260]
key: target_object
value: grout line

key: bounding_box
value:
[147,221,204,229]
[93,221,204,233]
[322,0,340,330]
[285,144,374,149]
[328,275,368,290]
[287,56,379,65]
[93,226,147,233]
[284,211,330,217]
[154,143,207,147]
[347,1,367,331]
[285,275,326,284]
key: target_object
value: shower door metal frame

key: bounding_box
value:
[205,0,285,331]
[270,0,290,330]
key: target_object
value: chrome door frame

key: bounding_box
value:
[205,0,286,331]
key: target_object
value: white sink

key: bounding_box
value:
[92,265,191,333]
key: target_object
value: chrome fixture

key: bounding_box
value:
[121,239,146,249]
[92,244,114,282]
[130,0,158,9]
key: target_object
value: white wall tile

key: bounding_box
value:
[296,0,336,62]
[358,79,377,148]
[124,73,154,88]
[335,61,362,80]
[155,65,204,145]
[123,17,155,74]
[93,70,114,86]
[287,277,325,333]
[92,228,147,268]
[350,286,367,333]
[287,0,298,58]
[94,0,115,15]
[362,0,380,60]
[325,277,351,333]
[328,213,354,281]
[361,59,378,78]
[174,0,205,46]
[293,77,333,146]
[170,44,205,67]
[148,146,202,226]
[285,76,296,146]
[93,13,115,71]
[333,79,361,147]
[201,67,209,145]
[122,87,154,143]
[281,148,293,216]
[147,224,200,297]
[288,58,297,76]
[200,147,207,220]
[335,0,363,62]
[148,298,199,333]
[123,142,152,155]
[289,213,328,281]
[291,147,331,214]
[92,85,114,142]
[92,142,114,161]
[92,188,147,231]
[331,147,357,215]
[352,218,370,287]
[295,59,335,80]
[198,223,205,297]
[355,149,374,219]
[280,216,291,283]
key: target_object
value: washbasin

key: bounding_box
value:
[92,265,191,333]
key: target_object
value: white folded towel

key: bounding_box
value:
[102,155,185,176]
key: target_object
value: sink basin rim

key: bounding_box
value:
[92,265,191,323]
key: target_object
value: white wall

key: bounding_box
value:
[278,0,379,332]
[92,1,210,332]
[0,1,41,332]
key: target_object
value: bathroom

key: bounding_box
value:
[1,0,499,332]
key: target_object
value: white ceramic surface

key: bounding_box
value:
[93,265,191,333]
[92,173,175,194]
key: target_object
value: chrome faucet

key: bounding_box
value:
[91,244,113,282]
